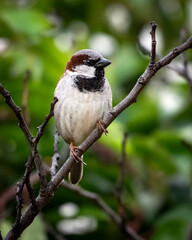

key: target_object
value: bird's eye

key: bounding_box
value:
[83,59,91,65]
[85,59,100,66]
[86,59,92,64]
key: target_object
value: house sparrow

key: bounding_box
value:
[54,49,112,184]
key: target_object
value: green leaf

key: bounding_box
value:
[1,9,50,35]
[152,205,192,240]
[129,135,177,174]
[1,220,12,238]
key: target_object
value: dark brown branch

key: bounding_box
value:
[61,182,144,240]
[150,21,157,65]
[25,178,36,206]
[0,87,58,238]
[30,98,59,194]
[140,25,192,98]
[50,131,60,178]
[3,24,192,240]
[30,98,59,192]
[0,163,50,215]
[10,155,34,234]
[33,150,48,195]
[35,97,58,145]
[10,155,37,236]
[167,63,192,99]
[180,28,192,97]
[15,182,24,228]
[167,28,192,99]
[28,98,59,195]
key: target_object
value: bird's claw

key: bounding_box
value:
[70,143,86,165]
[97,119,108,136]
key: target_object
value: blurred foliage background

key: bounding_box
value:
[0,0,192,239]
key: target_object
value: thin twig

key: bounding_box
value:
[25,180,36,206]
[13,154,35,229]
[50,131,60,178]
[33,150,48,195]
[0,162,50,214]
[150,21,157,65]
[180,28,192,98]
[19,155,37,204]
[35,97,58,145]
[167,28,192,99]
[29,98,59,196]
[139,25,192,97]
[15,182,24,228]
[11,155,37,235]
[0,88,58,238]
[31,97,58,194]
[25,158,37,207]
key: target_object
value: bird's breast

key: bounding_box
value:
[54,78,111,145]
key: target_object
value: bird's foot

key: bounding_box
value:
[97,119,108,136]
[70,142,86,165]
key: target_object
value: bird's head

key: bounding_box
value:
[64,49,111,78]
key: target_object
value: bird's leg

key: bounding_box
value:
[97,119,108,136]
[70,142,86,165]
[70,142,82,162]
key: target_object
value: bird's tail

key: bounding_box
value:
[68,156,83,184]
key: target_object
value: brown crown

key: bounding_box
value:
[64,54,89,72]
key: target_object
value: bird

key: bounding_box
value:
[54,49,112,184]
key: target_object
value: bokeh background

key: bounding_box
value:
[0,0,192,239]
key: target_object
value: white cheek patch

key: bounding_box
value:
[74,65,95,77]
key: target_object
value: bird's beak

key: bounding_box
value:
[95,58,111,68]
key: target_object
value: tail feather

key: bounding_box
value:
[68,159,83,184]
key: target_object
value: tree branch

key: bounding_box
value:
[167,28,192,99]
[15,182,24,228]
[50,131,60,178]
[0,89,58,239]
[34,97,58,145]
[150,21,157,65]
